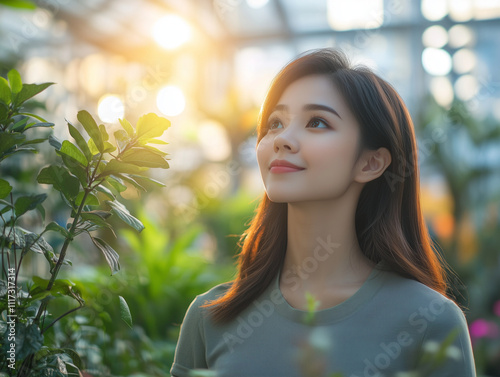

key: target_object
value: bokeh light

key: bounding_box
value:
[97,94,124,123]
[198,120,232,162]
[421,0,448,21]
[453,48,477,74]
[421,48,452,76]
[454,74,479,101]
[152,14,191,50]
[430,77,454,107]
[448,24,474,48]
[327,0,383,31]
[449,0,474,22]
[246,0,269,9]
[422,25,448,48]
[157,85,186,116]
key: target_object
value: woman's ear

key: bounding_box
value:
[355,147,392,183]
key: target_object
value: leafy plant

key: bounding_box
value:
[54,208,234,376]
[0,68,171,376]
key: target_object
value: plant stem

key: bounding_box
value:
[33,153,104,325]
[33,188,91,325]
[41,302,84,334]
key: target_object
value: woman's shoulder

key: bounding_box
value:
[379,267,468,324]
[187,280,234,313]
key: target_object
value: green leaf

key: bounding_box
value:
[75,191,99,206]
[1,146,37,159]
[58,153,88,187]
[99,124,109,141]
[88,137,99,155]
[0,101,9,122]
[30,276,76,298]
[80,211,112,229]
[119,295,133,329]
[77,110,103,152]
[114,129,128,151]
[0,0,37,10]
[26,121,54,129]
[44,221,70,238]
[81,210,111,219]
[18,112,50,123]
[120,148,170,168]
[103,141,116,153]
[106,199,144,231]
[105,176,127,192]
[117,173,146,192]
[67,121,92,160]
[9,115,29,132]
[119,118,135,137]
[21,137,49,145]
[60,140,88,167]
[16,82,54,105]
[26,233,54,256]
[37,165,80,201]
[100,159,148,177]
[14,193,47,217]
[129,174,165,187]
[0,76,11,105]
[16,322,44,360]
[143,144,169,157]
[62,348,84,370]
[36,203,45,222]
[48,134,62,150]
[136,113,171,140]
[141,138,168,145]
[95,184,115,199]
[0,178,12,199]
[90,236,120,275]
[0,132,25,155]
[8,69,22,94]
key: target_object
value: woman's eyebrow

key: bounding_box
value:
[272,103,342,120]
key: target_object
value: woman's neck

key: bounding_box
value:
[281,196,375,292]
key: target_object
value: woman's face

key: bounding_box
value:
[256,74,364,203]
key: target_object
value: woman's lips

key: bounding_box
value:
[270,166,305,173]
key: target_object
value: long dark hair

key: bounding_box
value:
[202,48,453,324]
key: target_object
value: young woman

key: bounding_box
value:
[170,49,476,377]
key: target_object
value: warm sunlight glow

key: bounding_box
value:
[198,120,232,162]
[422,48,452,76]
[152,14,191,50]
[327,0,383,31]
[157,85,186,116]
[246,0,269,9]
[97,94,124,123]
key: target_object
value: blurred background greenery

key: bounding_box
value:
[0,0,499,375]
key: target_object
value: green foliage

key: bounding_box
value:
[0,68,171,376]
[54,209,234,376]
[0,0,36,10]
[303,292,320,326]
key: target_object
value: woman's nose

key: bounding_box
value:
[273,125,299,153]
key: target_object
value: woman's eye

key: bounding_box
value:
[268,119,283,130]
[307,117,329,129]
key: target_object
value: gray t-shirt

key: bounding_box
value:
[170,261,476,377]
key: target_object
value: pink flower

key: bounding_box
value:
[469,319,500,339]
